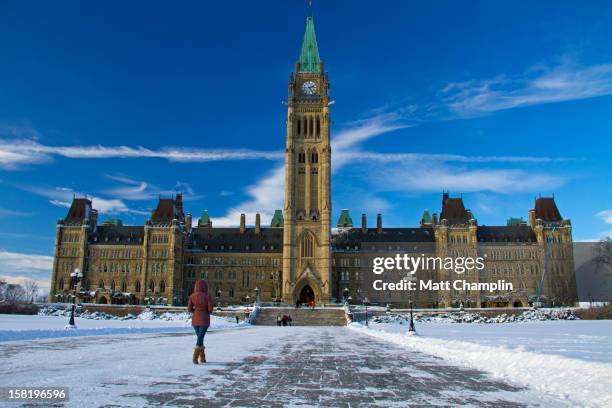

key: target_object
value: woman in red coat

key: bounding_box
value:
[187,279,213,364]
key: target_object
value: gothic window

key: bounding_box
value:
[135,280,141,293]
[298,152,306,163]
[99,280,105,289]
[316,116,320,136]
[297,117,301,135]
[159,280,166,293]
[300,233,315,258]
[58,277,64,290]
[149,280,155,293]
[110,280,116,291]
[229,288,234,298]
[310,152,318,163]
[121,280,127,292]
[309,116,314,136]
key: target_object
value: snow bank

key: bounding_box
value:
[371,308,579,325]
[0,311,243,342]
[350,323,612,407]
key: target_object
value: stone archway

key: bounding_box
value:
[298,285,315,304]
[98,296,108,304]
[294,278,322,305]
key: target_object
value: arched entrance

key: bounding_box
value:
[299,285,314,305]
[98,296,108,304]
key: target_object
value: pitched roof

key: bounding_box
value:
[421,210,432,224]
[89,225,144,245]
[440,195,471,226]
[332,228,435,249]
[151,196,184,223]
[534,197,562,222]
[65,198,92,222]
[477,225,536,243]
[298,16,321,73]
[187,227,283,253]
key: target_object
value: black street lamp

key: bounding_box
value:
[405,273,417,333]
[254,287,261,305]
[343,287,349,304]
[67,268,83,328]
[363,297,370,327]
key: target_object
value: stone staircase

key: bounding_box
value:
[252,307,347,326]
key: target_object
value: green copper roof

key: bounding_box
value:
[506,217,525,226]
[198,210,211,227]
[421,210,432,224]
[103,218,123,226]
[270,209,284,228]
[298,16,321,73]
[337,209,353,228]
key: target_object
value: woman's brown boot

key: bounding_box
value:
[192,347,201,364]
[199,346,206,363]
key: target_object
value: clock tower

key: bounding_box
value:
[282,16,332,304]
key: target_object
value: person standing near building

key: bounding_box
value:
[188,280,213,364]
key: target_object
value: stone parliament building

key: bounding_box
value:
[49,17,578,308]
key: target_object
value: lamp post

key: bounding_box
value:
[363,296,370,327]
[254,287,261,306]
[405,273,417,333]
[343,287,349,304]
[67,268,83,328]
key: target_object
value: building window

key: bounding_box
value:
[159,280,166,293]
[149,280,155,293]
[135,280,141,293]
[300,233,314,258]
[98,280,105,289]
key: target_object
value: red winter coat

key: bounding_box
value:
[188,280,213,327]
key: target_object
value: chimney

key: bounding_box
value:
[89,209,98,229]
[361,214,367,233]
[528,209,536,227]
[185,213,192,232]
[175,193,184,222]
[240,213,246,233]
[255,213,261,234]
[376,213,382,234]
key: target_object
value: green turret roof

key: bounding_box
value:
[270,209,284,228]
[198,210,212,227]
[103,218,123,226]
[421,210,432,224]
[337,209,353,228]
[298,16,321,73]
[506,217,525,226]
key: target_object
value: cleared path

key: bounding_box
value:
[0,326,565,407]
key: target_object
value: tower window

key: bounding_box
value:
[309,117,314,136]
[316,117,320,136]
[300,233,315,258]
[311,152,318,163]
[298,152,306,163]
[297,117,301,135]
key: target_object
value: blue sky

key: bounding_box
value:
[1,1,611,288]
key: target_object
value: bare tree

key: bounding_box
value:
[4,284,26,303]
[24,279,39,304]
[593,237,612,303]
[0,279,6,302]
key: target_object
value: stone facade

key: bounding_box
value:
[48,17,578,308]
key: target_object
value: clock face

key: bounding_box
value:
[301,80,317,95]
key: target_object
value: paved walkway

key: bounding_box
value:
[133,327,559,407]
[0,326,564,407]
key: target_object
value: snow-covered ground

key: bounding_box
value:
[0,313,242,342]
[351,320,612,407]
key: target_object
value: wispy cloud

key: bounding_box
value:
[442,59,612,117]
[0,207,31,218]
[20,185,149,216]
[103,175,201,201]
[0,138,283,170]
[0,250,53,291]
[367,163,566,194]
[597,210,612,224]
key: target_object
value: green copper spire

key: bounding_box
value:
[337,209,353,228]
[298,16,321,73]
[198,210,212,228]
[270,209,284,228]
